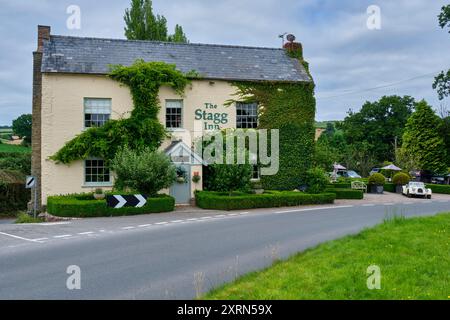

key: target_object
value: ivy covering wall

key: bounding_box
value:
[51,60,192,164]
[231,45,316,190]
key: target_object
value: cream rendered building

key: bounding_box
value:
[32,26,311,207]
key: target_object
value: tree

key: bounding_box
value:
[111,147,176,196]
[12,114,32,143]
[401,100,447,174]
[433,5,450,100]
[124,0,188,42]
[339,95,415,162]
[438,105,450,166]
[167,24,188,43]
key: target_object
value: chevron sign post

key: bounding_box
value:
[106,195,147,209]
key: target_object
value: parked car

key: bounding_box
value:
[369,168,381,176]
[431,176,446,185]
[336,170,362,179]
[402,182,432,199]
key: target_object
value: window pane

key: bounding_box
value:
[85,159,110,184]
[166,100,183,128]
[236,102,258,129]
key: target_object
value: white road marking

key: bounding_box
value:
[362,204,375,207]
[155,222,168,225]
[121,226,135,230]
[138,224,152,228]
[170,220,184,223]
[227,213,239,216]
[187,218,199,221]
[78,231,94,235]
[0,232,43,243]
[384,203,395,206]
[275,205,354,214]
[39,222,71,226]
[239,212,250,215]
[215,215,226,218]
[201,216,213,220]
[99,230,106,232]
[32,237,49,241]
[53,234,72,239]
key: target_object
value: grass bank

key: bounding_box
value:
[205,213,450,300]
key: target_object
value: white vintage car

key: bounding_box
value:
[402,182,432,199]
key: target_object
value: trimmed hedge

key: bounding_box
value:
[324,188,363,200]
[195,191,336,211]
[384,183,396,193]
[426,184,450,194]
[47,193,175,218]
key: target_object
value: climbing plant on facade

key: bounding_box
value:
[51,60,192,164]
[229,45,316,190]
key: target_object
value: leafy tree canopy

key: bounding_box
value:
[433,5,450,99]
[12,114,32,143]
[339,95,415,162]
[124,0,188,43]
[401,100,448,174]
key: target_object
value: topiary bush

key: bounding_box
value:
[392,172,410,185]
[305,167,329,194]
[368,173,386,186]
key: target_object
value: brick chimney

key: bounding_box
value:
[31,25,50,212]
[283,34,303,60]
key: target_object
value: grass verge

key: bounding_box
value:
[204,213,450,300]
[15,212,44,224]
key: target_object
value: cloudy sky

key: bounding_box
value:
[0,0,449,125]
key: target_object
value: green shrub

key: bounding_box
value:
[47,193,175,217]
[15,212,43,224]
[111,147,176,196]
[426,184,450,194]
[324,188,363,200]
[392,172,410,185]
[368,173,386,186]
[327,183,351,189]
[0,152,31,174]
[195,191,335,210]
[203,163,252,194]
[384,183,396,193]
[0,170,30,213]
[305,167,329,194]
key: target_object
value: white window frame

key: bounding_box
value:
[165,100,184,130]
[236,102,259,129]
[84,98,112,129]
[83,158,112,187]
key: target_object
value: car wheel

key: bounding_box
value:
[427,195,432,199]
[407,191,412,198]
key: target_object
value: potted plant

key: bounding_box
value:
[192,172,201,184]
[251,180,264,194]
[176,166,188,183]
[93,188,105,200]
[392,172,410,193]
[368,173,385,194]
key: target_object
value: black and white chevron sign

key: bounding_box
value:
[106,195,147,208]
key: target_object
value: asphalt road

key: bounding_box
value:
[0,200,449,299]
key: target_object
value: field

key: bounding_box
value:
[0,144,31,153]
[205,213,450,300]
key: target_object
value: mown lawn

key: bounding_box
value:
[205,213,450,300]
[0,143,31,153]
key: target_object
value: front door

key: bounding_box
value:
[170,164,191,204]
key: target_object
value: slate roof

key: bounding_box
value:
[41,35,311,82]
